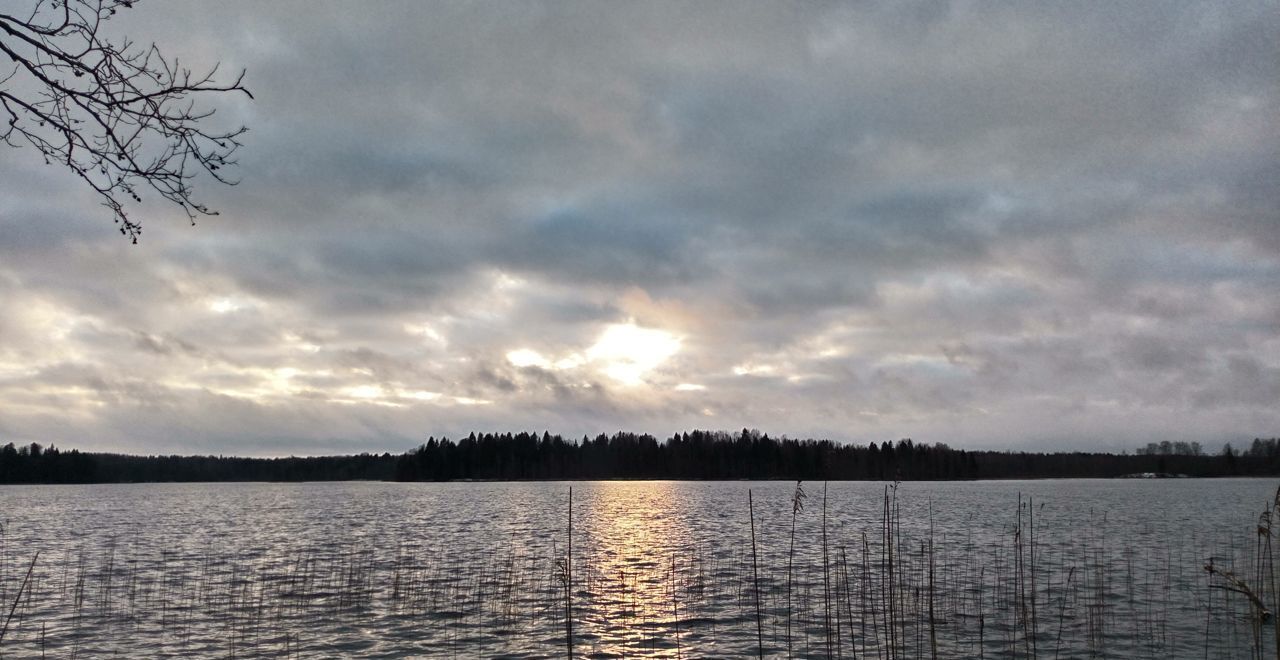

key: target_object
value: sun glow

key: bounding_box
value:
[587,323,681,386]
[503,323,681,386]
[208,298,242,314]
[342,384,384,399]
[506,348,551,369]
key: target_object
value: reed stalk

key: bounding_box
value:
[823,481,833,659]
[1271,487,1280,660]
[787,480,806,658]
[1030,497,1039,659]
[750,489,764,659]
[1054,565,1074,660]
[840,546,858,660]
[566,486,574,659]
[672,552,681,660]
[928,500,937,660]
[863,532,884,660]
[883,484,898,660]
[0,551,38,646]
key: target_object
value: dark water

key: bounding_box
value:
[0,478,1275,658]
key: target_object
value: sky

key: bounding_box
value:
[1,1,1277,456]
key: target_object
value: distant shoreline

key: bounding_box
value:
[5,432,1278,484]
[4,475,1273,487]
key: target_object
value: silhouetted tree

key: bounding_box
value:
[1223,442,1239,475]
[0,0,251,241]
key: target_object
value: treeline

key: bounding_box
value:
[0,442,396,484]
[0,444,97,484]
[392,431,1280,481]
[395,431,970,481]
[2,433,1278,484]
[1134,438,1280,465]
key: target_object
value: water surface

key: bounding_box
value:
[0,478,1274,658]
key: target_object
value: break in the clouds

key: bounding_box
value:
[2,1,1277,455]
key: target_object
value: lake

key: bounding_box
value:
[0,478,1276,658]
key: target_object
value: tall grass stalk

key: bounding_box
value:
[749,489,764,659]
[0,551,38,646]
[567,486,574,660]
[928,500,937,660]
[823,481,833,659]
[1270,487,1280,660]
[839,546,858,659]
[883,484,899,660]
[1029,497,1039,659]
[787,480,806,658]
[672,552,682,660]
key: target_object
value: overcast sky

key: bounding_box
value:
[1,1,1277,455]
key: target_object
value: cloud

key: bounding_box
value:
[1,0,1276,454]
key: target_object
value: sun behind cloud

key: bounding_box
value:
[587,323,681,386]
[504,322,682,387]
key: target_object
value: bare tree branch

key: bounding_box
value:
[0,0,250,242]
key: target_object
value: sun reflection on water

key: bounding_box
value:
[573,481,719,656]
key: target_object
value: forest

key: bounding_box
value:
[2,431,1278,484]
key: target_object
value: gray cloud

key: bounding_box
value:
[1,0,1276,454]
